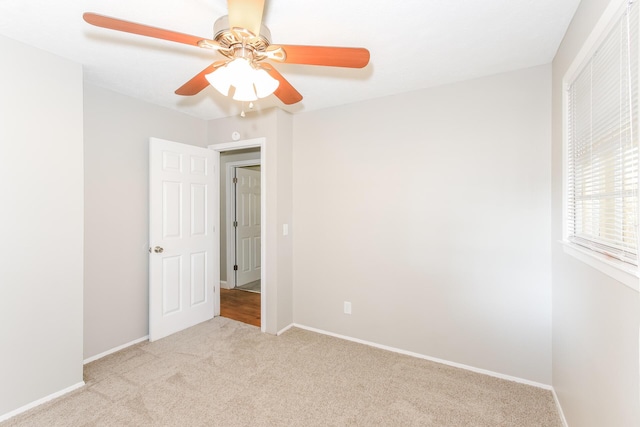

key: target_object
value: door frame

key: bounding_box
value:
[209,138,267,333]
[225,159,261,289]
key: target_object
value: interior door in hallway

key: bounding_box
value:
[149,137,218,341]
[235,167,261,287]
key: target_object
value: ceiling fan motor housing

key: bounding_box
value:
[213,15,272,60]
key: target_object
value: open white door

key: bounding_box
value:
[149,137,218,341]
[235,167,261,287]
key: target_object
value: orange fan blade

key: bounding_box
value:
[227,0,265,35]
[269,45,370,68]
[83,12,213,48]
[175,62,227,96]
[262,64,303,105]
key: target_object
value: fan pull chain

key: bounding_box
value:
[239,101,256,117]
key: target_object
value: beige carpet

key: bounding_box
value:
[3,318,562,426]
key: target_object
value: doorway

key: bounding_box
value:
[213,144,264,328]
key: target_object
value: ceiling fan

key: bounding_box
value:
[83,0,370,106]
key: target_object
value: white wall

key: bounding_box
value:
[83,84,207,359]
[0,35,84,417]
[275,111,294,330]
[551,0,640,425]
[208,109,294,333]
[293,65,552,384]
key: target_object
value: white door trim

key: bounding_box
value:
[225,159,261,289]
[209,138,267,333]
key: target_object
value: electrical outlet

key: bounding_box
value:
[344,301,352,315]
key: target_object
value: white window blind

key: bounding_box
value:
[567,0,639,266]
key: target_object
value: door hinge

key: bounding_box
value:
[234,265,238,271]
[233,221,238,227]
[233,177,238,184]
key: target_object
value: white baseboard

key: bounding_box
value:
[277,323,295,336]
[83,335,149,364]
[220,280,230,290]
[552,388,569,426]
[292,323,553,391]
[0,381,84,423]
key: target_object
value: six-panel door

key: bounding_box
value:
[149,137,217,341]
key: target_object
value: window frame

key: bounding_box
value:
[562,0,640,292]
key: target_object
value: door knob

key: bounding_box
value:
[153,246,164,253]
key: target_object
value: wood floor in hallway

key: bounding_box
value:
[220,288,261,327]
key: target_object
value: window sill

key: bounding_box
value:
[560,241,639,292]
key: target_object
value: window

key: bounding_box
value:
[564,0,639,281]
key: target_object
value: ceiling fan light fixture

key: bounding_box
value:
[254,68,279,98]
[206,56,279,101]
[232,81,259,102]
[227,57,255,84]
[205,66,232,96]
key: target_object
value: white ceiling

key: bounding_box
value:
[0,0,581,120]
